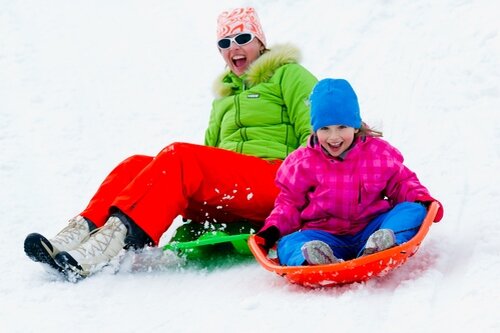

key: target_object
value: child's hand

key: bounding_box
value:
[256,226,280,250]
[415,195,444,222]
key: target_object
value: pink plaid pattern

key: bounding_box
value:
[264,136,433,236]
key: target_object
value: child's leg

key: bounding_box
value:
[277,230,354,266]
[356,202,427,256]
[379,202,427,243]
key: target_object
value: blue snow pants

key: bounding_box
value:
[277,202,427,266]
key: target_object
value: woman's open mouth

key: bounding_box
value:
[232,55,247,68]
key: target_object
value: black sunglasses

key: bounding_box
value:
[217,32,255,49]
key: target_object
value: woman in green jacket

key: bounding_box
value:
[24,7,317,279]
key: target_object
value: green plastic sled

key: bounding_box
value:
[162,221,256,259]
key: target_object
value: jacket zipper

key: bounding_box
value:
[234,94,243,152]
[235,80,247,153]
[358,181,362,204]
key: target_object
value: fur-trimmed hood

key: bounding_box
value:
[213,44,301,98]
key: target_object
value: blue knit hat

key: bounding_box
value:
[310,78,361,132]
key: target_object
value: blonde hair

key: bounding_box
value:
[356,122,383,138]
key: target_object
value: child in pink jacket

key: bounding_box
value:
[257,78,443,266]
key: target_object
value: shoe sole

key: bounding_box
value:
[54,252,87,281]
[24,233,63,272]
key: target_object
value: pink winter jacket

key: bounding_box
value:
[263,135,437,237]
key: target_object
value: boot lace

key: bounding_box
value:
[52,216,90,246]
[72,216,125,258]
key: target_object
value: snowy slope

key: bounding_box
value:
[1,0,499,332]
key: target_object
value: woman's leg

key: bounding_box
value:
[111,142,281,244]
[80,155,153,227]
[24,155,153,270]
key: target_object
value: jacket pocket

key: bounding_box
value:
[360,179,386,204]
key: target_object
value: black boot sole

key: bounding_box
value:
[54,251,86,281]
[24,233,63,272]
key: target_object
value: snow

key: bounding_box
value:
[1,0,499,332]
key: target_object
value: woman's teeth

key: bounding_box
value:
[232,55,246,67]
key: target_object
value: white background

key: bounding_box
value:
[1,0,499,332]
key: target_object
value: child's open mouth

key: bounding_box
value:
[328,142,342,149]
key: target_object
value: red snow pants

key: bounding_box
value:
[80,142,282,244]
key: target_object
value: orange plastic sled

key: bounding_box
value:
[248,201,439,288]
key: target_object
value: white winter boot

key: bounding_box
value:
[54,216,127,278]
[24,215,93,271]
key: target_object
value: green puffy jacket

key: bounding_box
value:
[204,44,318,160]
